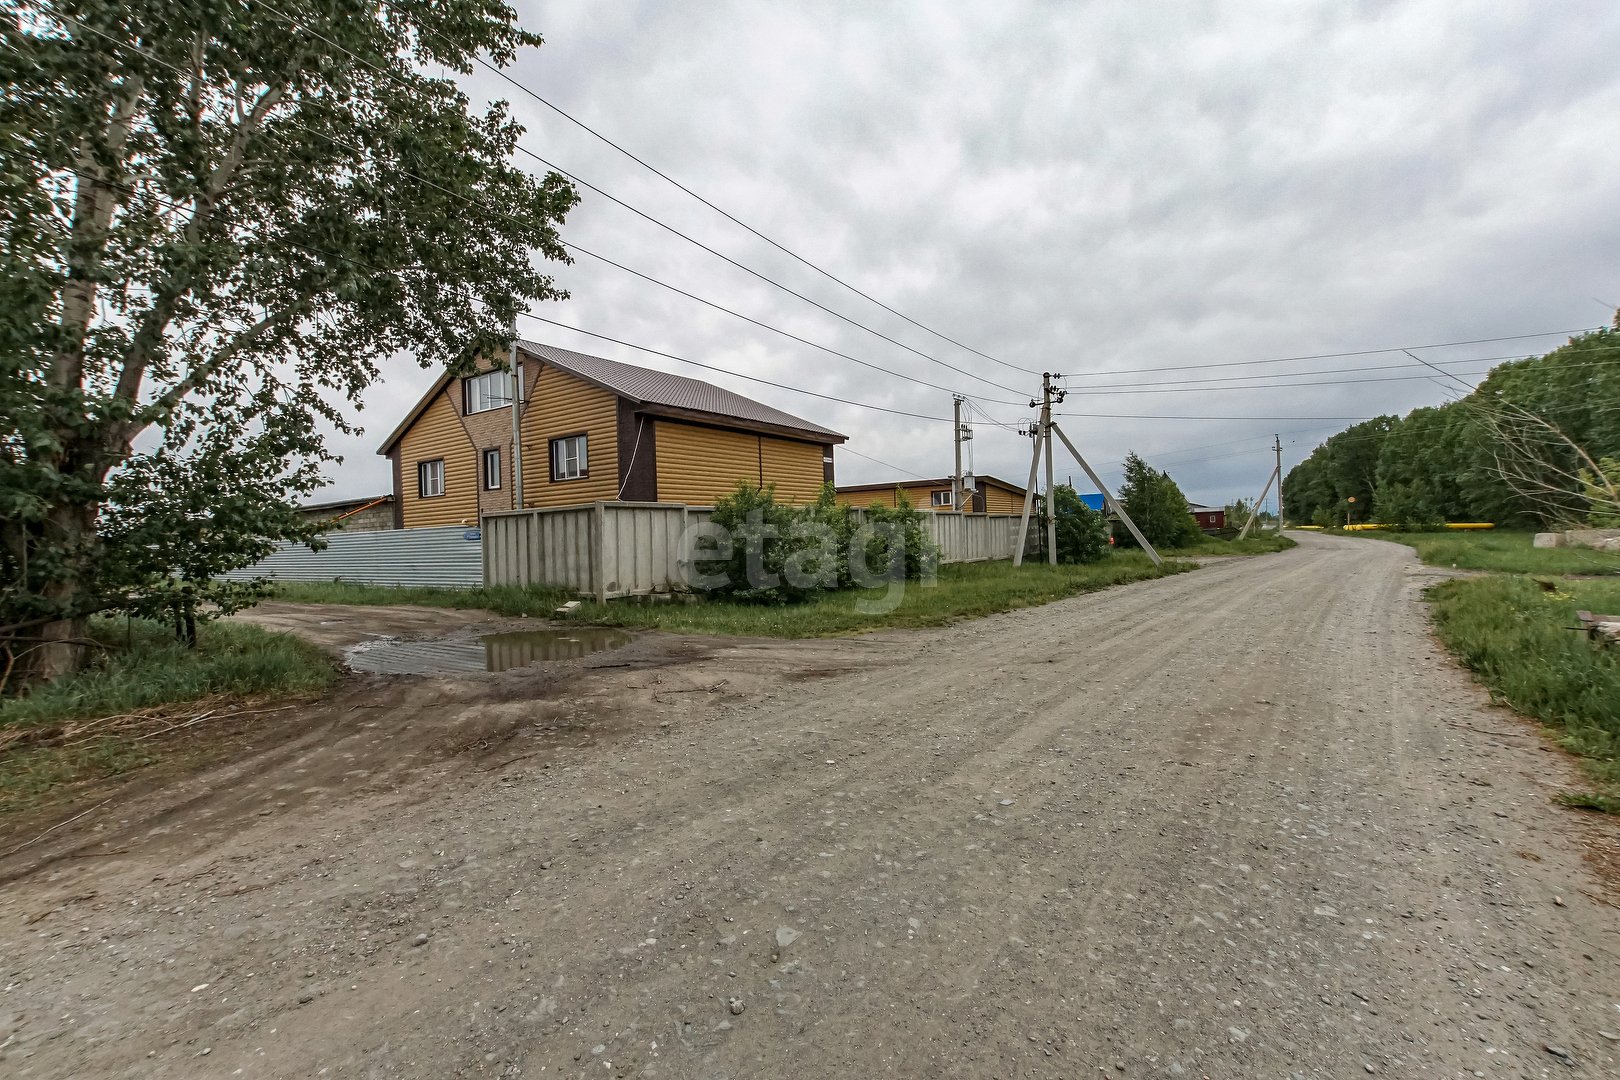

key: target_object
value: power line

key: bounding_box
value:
[1059,327,1605,381]
[425,10,1038,377]
[40,11,1031,413]
[836,445,916,478]
[518,312,954,424]
[250,0,1033,397]
[562,240,1026,405]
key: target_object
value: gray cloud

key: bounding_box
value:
[325,0,1620,510]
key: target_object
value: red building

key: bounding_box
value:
[1188,504,1226,531]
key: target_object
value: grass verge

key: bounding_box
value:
[553,554,1195,637]
[270,580,578,616]
[1,617,336,812]
[1426,575,1620,808]
[1154,534,1297,558]
[275,554,1200,636]
[1344,529,1620,576]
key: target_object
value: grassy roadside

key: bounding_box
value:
[1426,576,1620,810]
[1,617,336,812]
[269,580,579,616]
[1320,528,1620,809]
[557,554,1196,637]
[1328,528,1620,576]
[273,553,1201,637]
[1155,533,1297,558]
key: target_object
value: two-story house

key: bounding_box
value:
[376,341,847,528]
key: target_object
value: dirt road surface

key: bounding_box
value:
[3,533,1618,1079]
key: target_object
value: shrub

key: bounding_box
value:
[1051,485,1110,564]
[695,481,938,605]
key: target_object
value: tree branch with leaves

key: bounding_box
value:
[1,0,579,682]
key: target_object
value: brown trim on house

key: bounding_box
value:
[388,450,405,528]
[615,401,658,501]
[547,430,591,483]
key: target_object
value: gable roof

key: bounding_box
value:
[518,341,844,442]
[378,341,844,455]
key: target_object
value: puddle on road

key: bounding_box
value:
[345,628,634,674]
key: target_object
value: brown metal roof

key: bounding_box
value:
[518,340,845,442]
[834,475,1027,496]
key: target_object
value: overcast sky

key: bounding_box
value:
[323,0,1620,511]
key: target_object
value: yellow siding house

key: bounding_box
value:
[377,342,845,527]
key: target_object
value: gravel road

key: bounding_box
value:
[3,532,1618,1079]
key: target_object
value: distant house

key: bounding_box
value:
[376,342,846,528]
[835,475,1028,514]
[1188,504,1226,531]
[298,494,396,532]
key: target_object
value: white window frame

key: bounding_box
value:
[463,371,512,414]
[550,434,587,481]
[482,447,502,491]
[417,458,445,498]
[931,489,954,507]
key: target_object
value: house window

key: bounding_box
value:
[931,489,954,507]
[463,371,512,414]
[417,458,445,498]
[551,434,587,481]
[482,448,502,491]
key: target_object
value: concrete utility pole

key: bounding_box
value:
[1237,442,1281,540]
[1013,372,1163,567]
[1275,433,1284,530]
[1042,376,1057,564]
[508,320,524,510]
[952,395,964,512]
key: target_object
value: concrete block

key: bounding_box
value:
[1566,528,1620,549]
[1533,533,1565,548]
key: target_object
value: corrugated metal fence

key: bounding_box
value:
[224,504,1028,597]
[218,524,483,588]
[482,502,696,602]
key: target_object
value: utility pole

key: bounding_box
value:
[1237,439,1282,540]
[952,395,964,513]
[1274,433,1284,531]
[508,320,525,510]
[1042,375,1057,564]
[1012,373,1161,566]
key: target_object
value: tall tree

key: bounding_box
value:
[1,0,578,680]
[1114,451,1200,549]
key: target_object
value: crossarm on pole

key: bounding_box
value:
[1049,424,1162,566]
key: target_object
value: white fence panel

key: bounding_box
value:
[219,525,482,588]
[923,512,1022,563]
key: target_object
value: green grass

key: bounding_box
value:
[1426,575,1620,806]
[1349,529,1620,576]
[270,580,578,616]
[275,555,1200,637]
[1,617,337,810]
[553,554,1196,637]
[2,617,337,732]
[1154,533,1298,558]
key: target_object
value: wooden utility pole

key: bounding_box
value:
[508,321,525,510]
[952,395,963,512]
